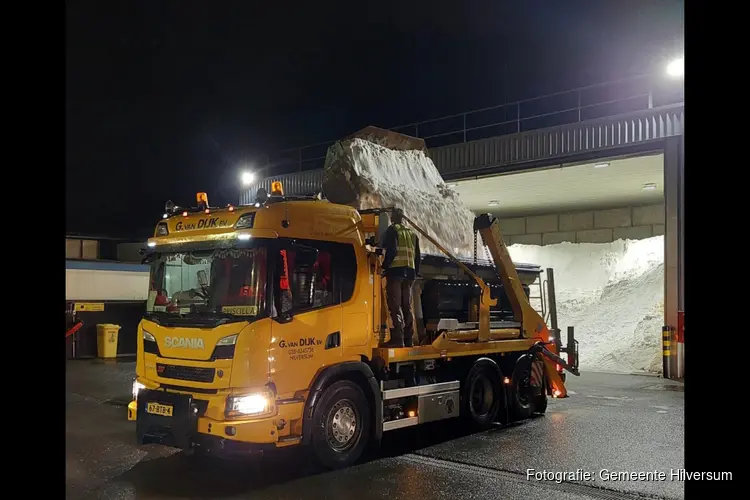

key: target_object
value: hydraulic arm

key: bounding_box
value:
[473,213,578,396]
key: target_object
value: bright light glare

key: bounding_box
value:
[231,394,268,415]
[133,380,145,400]
[237,233,251,241]
[241,171,255,186]
[666,57,684,78]
[147,241,156,247]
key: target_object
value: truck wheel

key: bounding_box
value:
[462,360,502,429]
[310,380,370,469]
[509,355,536,421]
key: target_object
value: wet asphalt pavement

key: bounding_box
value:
[66,360,684,500]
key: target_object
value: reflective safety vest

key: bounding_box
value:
[391,224,416,269]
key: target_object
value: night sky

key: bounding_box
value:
[66,0,683,239]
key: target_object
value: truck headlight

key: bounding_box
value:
[142,330,159,355]
[226,389,274,418]
[133,379,146,400]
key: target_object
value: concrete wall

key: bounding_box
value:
[498,203,665,246]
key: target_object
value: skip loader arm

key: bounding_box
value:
[473,213,575,397]
[530,341,580,398]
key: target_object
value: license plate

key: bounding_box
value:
[146,402,174,416]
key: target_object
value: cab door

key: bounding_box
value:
[268,242,343,400]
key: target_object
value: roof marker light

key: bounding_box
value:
[205,208,210,214]
[228,205,234,212]
[183,211,188,217]
[162,213,168,219]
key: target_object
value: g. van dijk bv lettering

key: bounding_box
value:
[175,217,231,231]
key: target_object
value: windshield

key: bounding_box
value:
[147,247,267,318]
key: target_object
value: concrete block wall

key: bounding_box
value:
[498,204,664,246]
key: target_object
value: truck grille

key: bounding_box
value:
[156,364,215,383]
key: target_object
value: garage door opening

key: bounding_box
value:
[453,153,665,374]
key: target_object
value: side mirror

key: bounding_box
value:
[276,311,293,324]
[142,252,159,265]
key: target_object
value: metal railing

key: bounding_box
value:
[265,73,683,175]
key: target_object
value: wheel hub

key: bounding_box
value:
[330,403,357,447]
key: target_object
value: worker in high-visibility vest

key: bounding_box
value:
[381,208,421,348]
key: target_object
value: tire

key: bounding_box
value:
[509,355,536,421]
[534,387,548,414]
[310,380,370,469]
[461,360,503,430]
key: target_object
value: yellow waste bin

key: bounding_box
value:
[96,324,121,358]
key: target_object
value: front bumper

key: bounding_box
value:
[132,389,303,453]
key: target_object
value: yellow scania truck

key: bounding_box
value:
[129,183,579,468]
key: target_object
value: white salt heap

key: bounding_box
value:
[323,137,487,259]
[509,236,664,374]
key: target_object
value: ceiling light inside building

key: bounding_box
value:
[488,200,499,207]
[593,162,610,169]
[447,183,458,188]
[642,183,657,191]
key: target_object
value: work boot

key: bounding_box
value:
[382,333,404,348]
[404,333,414,348]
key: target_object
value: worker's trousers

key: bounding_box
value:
[386,277,415,346]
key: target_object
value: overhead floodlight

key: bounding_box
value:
[666,57,684,78]
[241,171,255,186]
